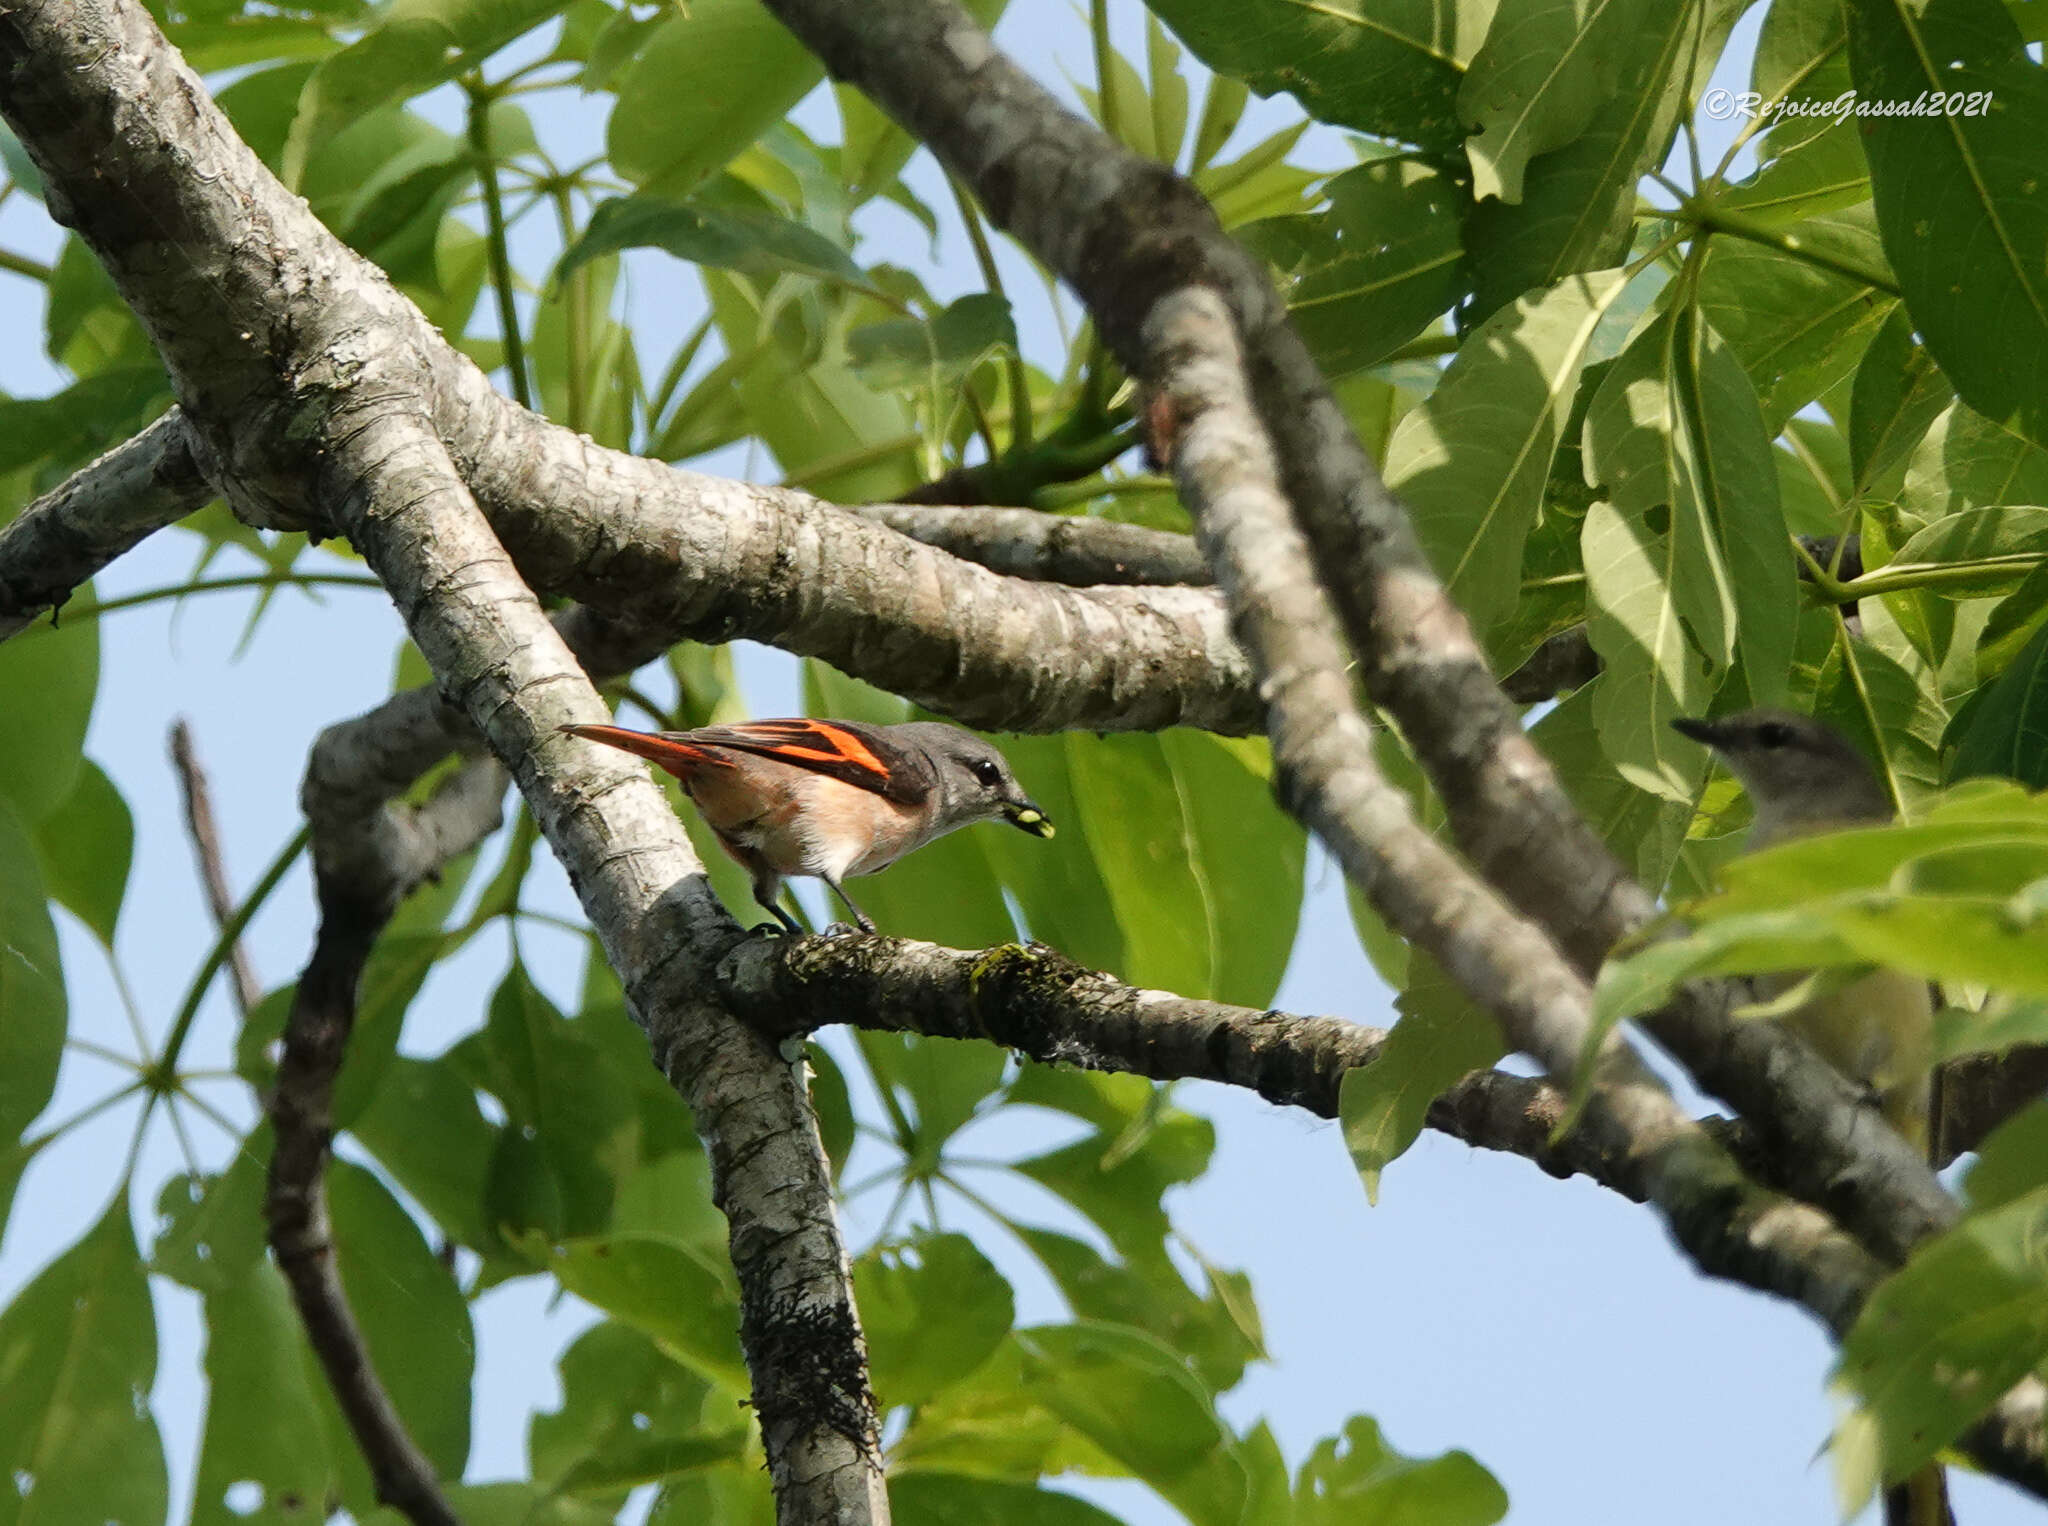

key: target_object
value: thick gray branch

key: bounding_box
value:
[0,409,212,637]
[440,383,1255,734]
[857,505,1210,586]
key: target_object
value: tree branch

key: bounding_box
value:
[744,0,1957,1270]
[169,718,262,1015]
[0,408,212,637]
[856,504,1209,586]
[441,385,1257,735]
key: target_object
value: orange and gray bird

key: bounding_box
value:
[1674,709,1950,1526]
[559,717,1053,934]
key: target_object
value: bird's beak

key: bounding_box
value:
[1004,800,1055,838]
[1670,716,1726,748]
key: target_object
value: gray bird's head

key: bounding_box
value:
[899,722,1055,839]
[1671,709,1893,843]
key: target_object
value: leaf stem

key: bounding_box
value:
[467,78,534,410]
[36,571,384,629]
[156,825,311,1080]
[946,173,1032,450]
[1682,191,1902,297]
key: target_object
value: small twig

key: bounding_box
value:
[169,718,262,1016]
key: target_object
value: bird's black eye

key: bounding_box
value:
[970,758,1002,788]
[1755,721,1794,748]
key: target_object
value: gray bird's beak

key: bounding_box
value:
[1670,716,1726,748]
[1004,800,1055,838]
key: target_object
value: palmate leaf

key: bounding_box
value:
[32,760,132,947]
[1898,399,2048,525]
[559,195,871,294]
[0,798,64,1150]
[191,1266,336,1526]
[1849,0,2048,450]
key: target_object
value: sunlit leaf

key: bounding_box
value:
[857,1233,1014,1409]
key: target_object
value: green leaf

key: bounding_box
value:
[1693,208,1896,433]
[463,964,640,1241]
[328,1161,474,1481]
[1849,0,2048,449]
[606,0,823,192]
[1243,155,1467,379]
[508,1229,747,1391]
[0,368,169,479]
[1339,961,1506,1202]
[1963,1099,2048,1210]
[856,1234,1014,1408]
[1899,400,2048,524]
[1010,1072,1213,1259]
[282,0,571,183]
[366,1483,616,1526]
[850,294,1019,389]
[890,1473,1127,1526]
[977,734,1126,975]
[559,195,869,292]
[0,797,64,1145]
[1143,0,1480,150]
[32,760,131,946]
[1880,505,2048,597]
[1016,1322,1244,1526]
[1935,999,2048,1065]
[1066,731,1303,1006]
[191,1266,337,1526]
[348,1054,499,1253]
[0,1195,167,1526]
[1465,0,1746,321]
[0,617,95,825]
[1832,1183,2048,1507]
[1015,1227,1262,1396]
[1460,0,1651,204]
[856,1028,1009,1173]
[1849,305,1955,498]
[530,1320,730,1492]
[1812,627,1946,810]
[1532,677,1694,890]
[1386,266,1629,647]
[1951,616,2048,787]
[1294,1416,1507,1526]
[705,273,919,500]
[153,1127,271,1294]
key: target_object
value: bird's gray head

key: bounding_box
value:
[899,722,1055,839]
[1671,709,1893,841]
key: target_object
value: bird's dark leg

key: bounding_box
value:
[821,877,877,934]
[750,874,803,936]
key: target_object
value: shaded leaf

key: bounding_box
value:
[510,1229,746,1390]
[0,797,64,1145]
[0,1196,167,1526]
[1849,0,2048,449]
[191,1265,336,1526]
[1143,0,1478,150]
[1386,266,1629,647]
[559,194,869,291]
[32,760,131,946]
[857,1233,1014,1408]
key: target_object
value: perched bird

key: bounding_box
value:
[1673,709,1950,1526]
[560,717,1053,934]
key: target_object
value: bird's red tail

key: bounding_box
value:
[559,723,714,779]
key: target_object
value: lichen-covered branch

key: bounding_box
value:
[0,409,213,638]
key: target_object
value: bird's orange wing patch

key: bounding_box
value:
[686,719,924,803]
